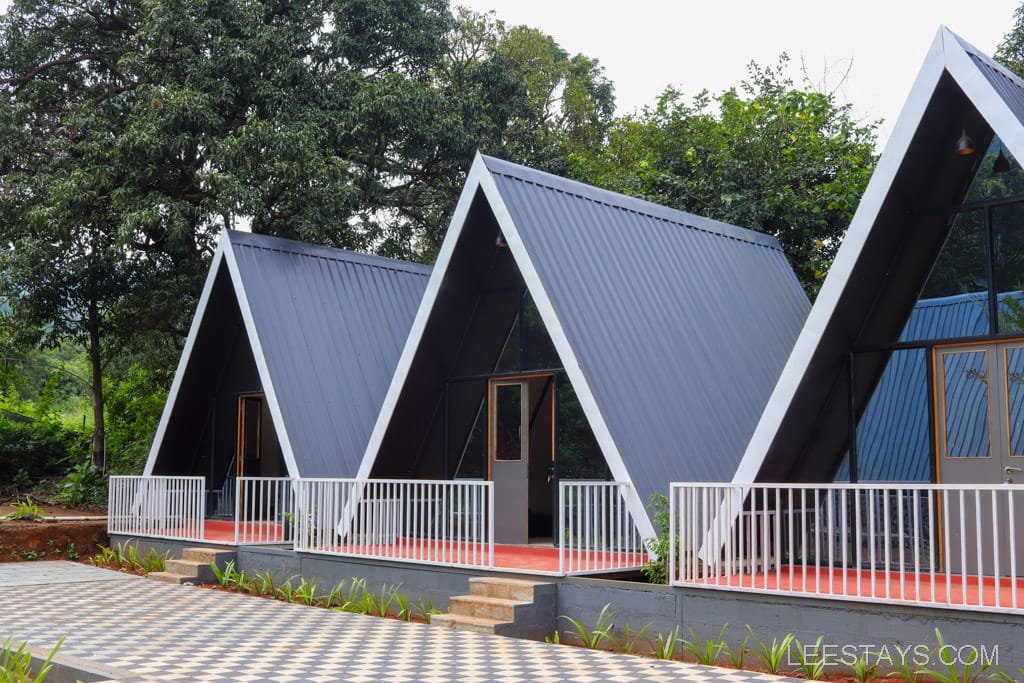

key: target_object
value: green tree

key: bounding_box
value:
[997,3,1024,78]
[567,57,878,297]
[0,0,451,465]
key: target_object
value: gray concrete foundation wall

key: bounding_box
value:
[110,534,1024,672]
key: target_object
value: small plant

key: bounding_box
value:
[412,597,440,622]
[90,545,119,568]
[232,569,249,593]
[2,497,44,522]
[133,548,168,574]
[745,625,794,676]
[791,635,827,681]
[57,462,105,507]
[917,628,994,683]
[62,542,78,561]
[640,493,673,584]
[888,651,922,683]
[545,631,561,645]
[393,591,411,621]
[615,621,652,655]
[363,584,397,617]
[722,634,749,669]
[851,653,881,683]
[337,577,368,613]
[990,668,1024,683]
[1,635,63,682]
[275,576,298,603]
[680,624,729,666]
[323,580,347,608]
[559,603,616,650]
[294,578,319,606]
[210,560,237,588]
[655,626,681,661]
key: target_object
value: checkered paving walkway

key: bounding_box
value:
[0,561,799,682]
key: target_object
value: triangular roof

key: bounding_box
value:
[358,154,810,532]
[144,230,430,478]
[734,27,1024,483]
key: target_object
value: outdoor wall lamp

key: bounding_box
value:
[994,144,1012,173]
[955,129,977,156]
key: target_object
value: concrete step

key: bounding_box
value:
[449,595,525,621]
[148,571,196,585]
[181,547,236,565]
[164,558,217,583]
[430,612,509,634]
[469,576,554,601]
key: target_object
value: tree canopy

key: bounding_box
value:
[566,58,879,297]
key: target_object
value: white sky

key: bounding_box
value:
[0,0,1017,144]
[457,0,1020,144]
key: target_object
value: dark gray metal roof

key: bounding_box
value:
[226,231,430,477]
[481,156,810,505]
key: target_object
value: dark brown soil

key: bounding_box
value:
[0,518,108,562]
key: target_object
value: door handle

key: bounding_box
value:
[1006,466,1023,475]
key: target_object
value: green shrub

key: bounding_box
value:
[54,462,105,507]
[102,366,166,475]
[0,415,89,488]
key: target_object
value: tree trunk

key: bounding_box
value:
[88,299,105,469]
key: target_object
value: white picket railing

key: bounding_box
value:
[108,475,205,541]
[234,477,294,544]
[293,479,494,569]
[670,482,1024,613]
[559,481,649,575]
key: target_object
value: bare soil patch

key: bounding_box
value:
[0,518,107,562]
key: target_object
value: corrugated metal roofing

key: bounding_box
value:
[226,231,430,477]
[953,33,1024,128]
[482,156,811,506]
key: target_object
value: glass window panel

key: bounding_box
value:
[493,383,523,461]
[522,294,561,370]
[453,381,487,479]
[494,312,521,373]
[839,349,931,482]
[901,210,990,343]
[942,350,990,458]
[922,210,988,300]
[1006,347,1024,457]
[964,137,1024,203]
[556,380,610,480]
[992,202,1024,334]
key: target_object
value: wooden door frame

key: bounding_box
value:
[485,373,556,480]
[235,392,264,478]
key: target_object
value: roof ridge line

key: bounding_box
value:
[488,169,783,251]
[226,231,431,276]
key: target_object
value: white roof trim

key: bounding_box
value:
[731,27,1024,485]
[142,241,227,476]
[143,231,300,479]
[221,237,300,479]
[355,156,488,480]
[355,154,655,539]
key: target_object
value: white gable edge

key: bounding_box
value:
[476,167,656,540]
[730,28,951,485]
[355,155,490,479]
[142,242,228,476]
[221,238,301,479]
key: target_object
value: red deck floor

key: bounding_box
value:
[689,564,1024,609]
[187,521,645,574]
